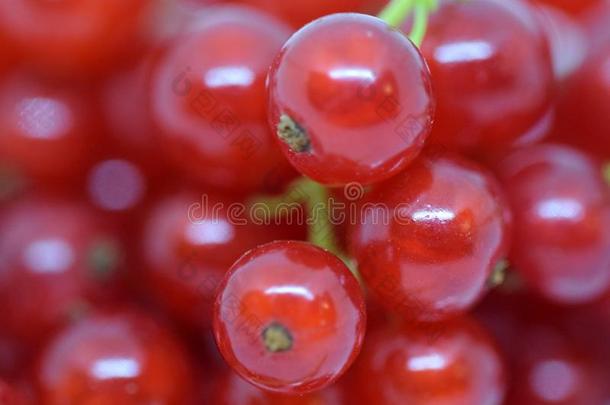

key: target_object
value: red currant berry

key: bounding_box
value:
[0,0,158,77]
[350,316,506,404]
[213,241,366,394]
[418,0,553,158]
[151,6,296,193]
[348,153,510,321]
[496,144,610,304]
[0,72,102,187]
[211,371,347,404]
[141,192,305,329]
[268,13,434,186]
[0,196,125,343]
[35,310,194,405]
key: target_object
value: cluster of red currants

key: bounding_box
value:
[0,0,609,404]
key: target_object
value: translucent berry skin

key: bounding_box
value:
[211,371,347,404]
[496,144,610,304]
[348,153,511,321]
[151,6,296,193]
[0,0,156,77]
[0,73,102,186]
[552,43,610,160]
[268,13,434,186]
[350,317,506,405]
[35,311,194,405]
[213,241,366,394]
[419,0,553,158]
[141,192,305,329]
[0,197,125,344]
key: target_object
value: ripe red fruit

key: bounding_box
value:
[496,144,610,304]
[35,310,194,405]
[140,192,305,329]
[211,371,347,404]
[348,153,510,321]
[268,13,434,186]
[350,316,506,404]
[151,6,296,193]
[0,0,158,77]
[213,241,366,394]
[419,0,554,158]
[0,197,125,343]
[0,73,102,187]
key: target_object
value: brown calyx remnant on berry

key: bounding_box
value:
[277,114,310,153]
[262,322,293,353]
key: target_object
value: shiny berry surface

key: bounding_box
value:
[213,241,366,394]
[0,0,157,77]
[211,371,347,404]
[496,144,610,303]
[141,192,305,329]
[35,310,194,405]
[151,6,295,193]
[349,153,510,321]
[419,0,553,158]
[0,73,101,186]
[350,317,506,405]
[268,13,434,186]
[0,197,125,344]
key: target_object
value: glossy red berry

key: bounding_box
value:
[211,371,347,404]
[418,0,554,159]
[350,316,506,405]
[0,0,158,77]
[0,197,125,343]
[349,153,510,321]
[213,241,366,394]
[0,73,102,187]
[151,6,296,193]
[35,310,194,405]
[141,192,305,329]
[496,144,610,304]
[268,13,434,186]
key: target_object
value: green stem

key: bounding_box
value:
[250,177,361,281]
[409,3,430,47]
[378,0,439,46]
[378,0,415,28]
[603,162,610,186]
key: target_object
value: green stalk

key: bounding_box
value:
[378,0,415,28]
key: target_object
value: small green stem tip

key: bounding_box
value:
[378,0,439,47]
